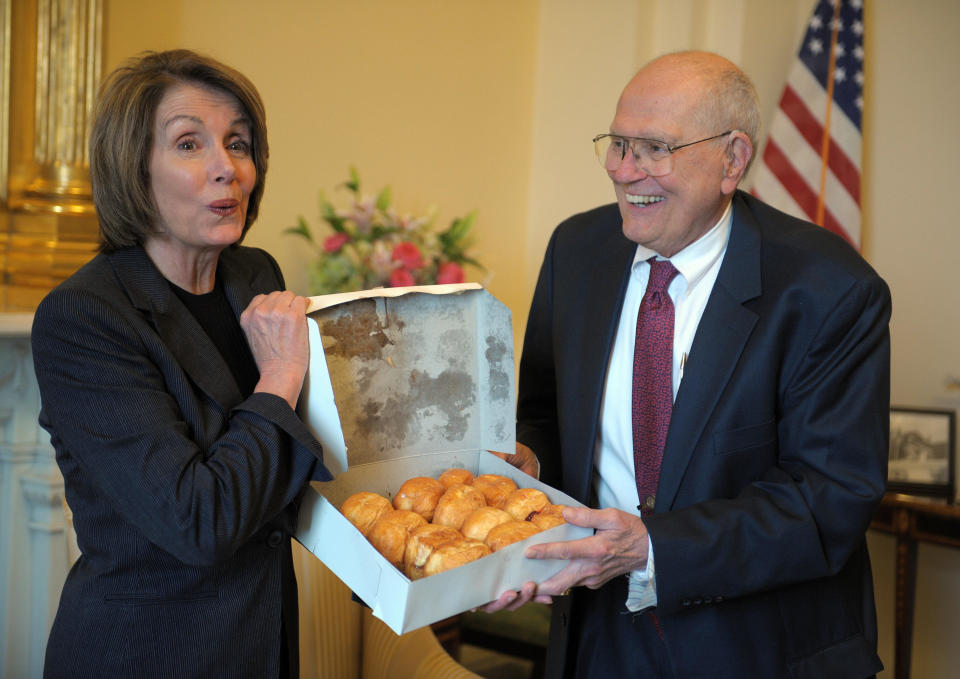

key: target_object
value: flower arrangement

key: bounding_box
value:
[286,168,483,295]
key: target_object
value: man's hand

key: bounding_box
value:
[488,442,540,478]
[481,505,649,612]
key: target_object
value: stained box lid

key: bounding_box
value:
[298,283,515,475]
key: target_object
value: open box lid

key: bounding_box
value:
[298,284,515,476]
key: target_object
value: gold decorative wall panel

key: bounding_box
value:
[0,0,10,205]
[1,0,103,311]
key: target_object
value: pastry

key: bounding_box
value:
[423,538,492,577]
[461,506,513,542]
[503,488,551,521]
[403,524,462,580]
[432,483,487,530]
[472,474,518,509]
[438,467,475,488]
[529,503,567,530]
[340,491,393,537]
[393,476,445,522]
[485,519,541,552]
[367,509,427,569]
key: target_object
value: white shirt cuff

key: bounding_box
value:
[625,534,657,613]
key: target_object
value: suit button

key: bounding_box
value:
[643,495,656,512]
[267,530,284,548]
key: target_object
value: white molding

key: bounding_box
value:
[0,314,70,679]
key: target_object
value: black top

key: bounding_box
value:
[170,275,260,396]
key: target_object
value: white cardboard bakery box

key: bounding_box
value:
[294,283,589,635]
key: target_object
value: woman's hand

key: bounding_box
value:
[240,291,309,408]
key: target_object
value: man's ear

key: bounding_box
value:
[720,131,753,195]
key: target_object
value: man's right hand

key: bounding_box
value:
[488,442,541,478]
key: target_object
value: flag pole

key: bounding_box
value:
[816,0,843,226]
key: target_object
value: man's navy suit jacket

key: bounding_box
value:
[517,191,890,678]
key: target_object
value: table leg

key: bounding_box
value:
[893,508,918,679]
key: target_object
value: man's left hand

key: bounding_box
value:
[481,505,649,612]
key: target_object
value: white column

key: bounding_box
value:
[0,313,70,679]
[21,466,68,674]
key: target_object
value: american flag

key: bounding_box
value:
[749,0,864,249]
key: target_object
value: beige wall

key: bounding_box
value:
[105,0,540,352]
[866,2,960,676]
[104,0,960,675]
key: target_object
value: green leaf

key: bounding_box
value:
[344,166,361,194]
[283,216,314,242]
[317,190,333,215]
[369,224,399,240]
[453,210,477,238]
[320,201,348,232]
[440,210,476,245]
[460,256,485,270]
[375,185,392,212]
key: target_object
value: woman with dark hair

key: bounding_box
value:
[33,49,330,678]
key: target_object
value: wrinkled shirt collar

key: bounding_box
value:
[631,200,733,298]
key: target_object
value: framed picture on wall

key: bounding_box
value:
[887,406,955,499]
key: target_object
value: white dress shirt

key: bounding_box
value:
[592,201,732,611]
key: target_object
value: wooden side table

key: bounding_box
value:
[870,493,960,679]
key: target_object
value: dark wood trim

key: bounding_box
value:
[870,493,960,679]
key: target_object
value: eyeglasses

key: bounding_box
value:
[593,130,732,176]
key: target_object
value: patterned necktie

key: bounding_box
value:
[632,258,679,516]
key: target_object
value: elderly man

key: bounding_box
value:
[494,51,890,678]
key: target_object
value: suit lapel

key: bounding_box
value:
[109,247,245,412]
[569,214,637,502]
[656,193,763,510]
[218,248,278,318]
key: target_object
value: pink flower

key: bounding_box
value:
[391,241,423,270]
[369,242,394,280]
[348,199,376,233]
[395,212,424,231]
[436,262,465,284]
[390,268,415,287]
[323,232,350,253]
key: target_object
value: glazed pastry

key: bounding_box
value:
[403,524,462,580]
[340,491,394,537]
[529,503,567,530]
[393,476,445,522]
[423,538,492,577]
[433,483,487,530]
[438,467,475,488]
[367,509,427,569]
[485,519,542,552]
[503,488,551,521]
[461,506,513,542]
[472,474,518,509]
